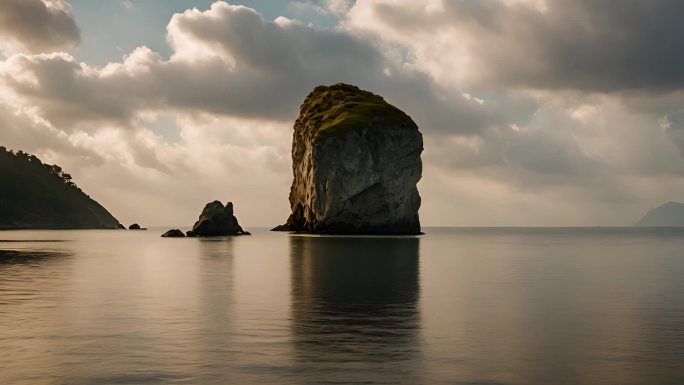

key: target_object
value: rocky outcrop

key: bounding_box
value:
[161,229,185,238]
[129,223,142,230]
[186,201,250,236]
[273,83,423,234]
[636,201,684,226]
[0,147,122,230]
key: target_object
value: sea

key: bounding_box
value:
[1,227,683,385]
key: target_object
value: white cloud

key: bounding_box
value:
[2,2,524,134]
[121,1,134,11]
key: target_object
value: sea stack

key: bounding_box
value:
[186,201,250,236]
[273,83,423,234]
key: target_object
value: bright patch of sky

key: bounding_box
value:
[143,114,183,144]
[68,1,343,65]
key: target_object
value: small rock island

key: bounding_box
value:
[161,229,185,238]
[185,201,250,237]
[273,83,423,234]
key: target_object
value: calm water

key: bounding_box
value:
[1,228,683,385]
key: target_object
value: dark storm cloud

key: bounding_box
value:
[0,0,80,54]
[366,0,684,92]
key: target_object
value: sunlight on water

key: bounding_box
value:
[1,228,683,384]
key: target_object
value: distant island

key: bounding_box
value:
[636,202,684,227]
[273,83,423,235]
[0,147,122,230]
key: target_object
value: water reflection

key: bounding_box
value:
[196,237,236,333]
[289,236,422,383]
[0,249,71,308]
[0,249,67,266]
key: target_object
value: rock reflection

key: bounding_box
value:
[0,249,67,266]
[197,237,236,259]
[289,236,422,383]
[196,237,236,327]
[0,249,71,308]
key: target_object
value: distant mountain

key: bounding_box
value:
[0,147,122,230]
[636,201,684,227]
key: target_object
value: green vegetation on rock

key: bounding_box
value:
[0,146,121,229]
[299,83,414,139]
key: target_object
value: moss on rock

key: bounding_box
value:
[299,83,413,139]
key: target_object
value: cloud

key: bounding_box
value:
[347,0,684,92]
[0,0,80,55]
[1,1,529,137]
[121,1,134,11]
[0,94,294,226]
[336,0,684,224]
[3,0,684,226]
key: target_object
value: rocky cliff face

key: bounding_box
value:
[274,84,423,234]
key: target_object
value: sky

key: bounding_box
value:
[1,0,683,227]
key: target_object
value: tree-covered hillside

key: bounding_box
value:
[0,147,121,229]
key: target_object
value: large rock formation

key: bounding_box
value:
[273,84,423,234]
[0,146,122,230]
[636,201,684,227]
[186,201,250,236]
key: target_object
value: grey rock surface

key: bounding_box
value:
[273,84,423,234]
